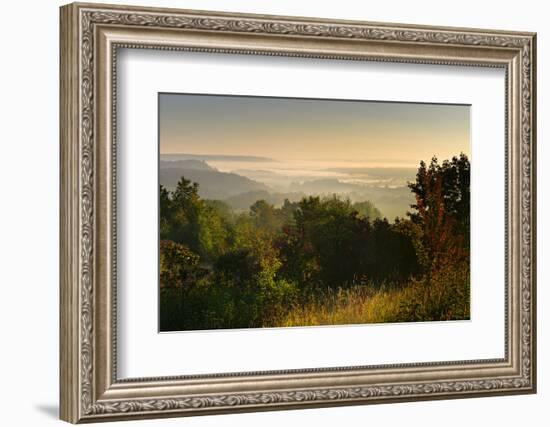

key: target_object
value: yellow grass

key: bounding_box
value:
[274,285,410,327]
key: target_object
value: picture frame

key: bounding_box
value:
[59,2,537,423]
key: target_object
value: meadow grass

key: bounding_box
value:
[274,263,470,328]
[273,285,410,327]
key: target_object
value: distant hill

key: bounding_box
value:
[159,163,415,219]
[160,159,215,171]
[160,167,271,200]
[160,153,274,162]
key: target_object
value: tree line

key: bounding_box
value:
[159,153,470,330]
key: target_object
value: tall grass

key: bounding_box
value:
[273,267,469,328]
[161,264,470,330]
[273,285,406,327]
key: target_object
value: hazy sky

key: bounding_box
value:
[159,93,470,167]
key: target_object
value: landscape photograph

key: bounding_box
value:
[158,93,471,332]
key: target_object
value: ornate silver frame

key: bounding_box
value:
[60,2,537,423]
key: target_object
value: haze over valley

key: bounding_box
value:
[160,153,417,219]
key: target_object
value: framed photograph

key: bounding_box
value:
[60,2,537,423]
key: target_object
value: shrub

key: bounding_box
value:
[397,260,470,322]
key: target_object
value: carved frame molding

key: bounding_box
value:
[60,2,536,423]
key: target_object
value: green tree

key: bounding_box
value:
[408,153,470,240]
[159,240,202,289]
[279,198,299,226]
[203,199,234,223]
[353,200,382,221]
[397,154,471,322]
[159,185,173,239]
[249,199,280,233]
[160,177,232,261]
[361,218,420,284]
[279,195,419,291]
[408,157,469,269]
[159,239,211,331]
[213,244,298,328]
[279,196,366,290]
[164,177,202,251]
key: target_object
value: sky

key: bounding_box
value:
[159,93,470,167]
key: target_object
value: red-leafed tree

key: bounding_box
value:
[408,153,470,264]
[400,154,471,321]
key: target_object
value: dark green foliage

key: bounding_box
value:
[203,199,234,223]
[159,155,470,330]
[352,200,382,220]
[278,196,364,291]
[278,197,418,291]
[159,240,203,288]
[396,260,470,322]
[223,190,305,212]
[249,200,281,233]
[159,240,210,330]
[361,218,420,284]
[160,178,232,260]
[408,153,470,241]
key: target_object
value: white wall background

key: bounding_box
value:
[0,0,545,426]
